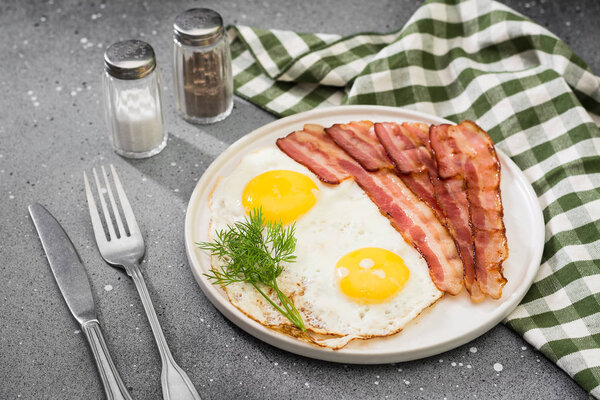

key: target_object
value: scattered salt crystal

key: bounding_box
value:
[170,162,177,166]
[80,37,88,44]
[304,382,309,388]
[521,346,527,350]
[9,195,15,199]
[467,365,472,369]
[27,90,34,95]
[374,381,379,385]
[104,284,113,291]
[451,362,456,366]
[470,347,477,353]
[493,363,503,372]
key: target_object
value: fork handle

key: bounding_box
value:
[82,320,133,400]
[126,262,202,400]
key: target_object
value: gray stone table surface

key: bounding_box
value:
[1,0,598,399]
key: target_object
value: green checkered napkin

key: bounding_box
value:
[228,0,600,395]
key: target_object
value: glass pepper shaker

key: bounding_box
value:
[173,8,234,124]
[103,40,167,158]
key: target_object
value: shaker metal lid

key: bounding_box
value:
[174,8,224,46]
[104,40,156,80]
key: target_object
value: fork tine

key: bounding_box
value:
[101,165,126,238]
[84,171,109,245]
[109,164,141,237]
[93,167,118,241]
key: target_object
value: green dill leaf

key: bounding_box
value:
[196,208,305,331]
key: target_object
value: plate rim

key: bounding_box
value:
[184,105,545,364]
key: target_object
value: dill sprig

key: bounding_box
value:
[197,208,305,331]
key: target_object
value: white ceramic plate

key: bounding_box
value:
[184,105,544,364]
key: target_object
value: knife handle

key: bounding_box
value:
[82,320,133,400]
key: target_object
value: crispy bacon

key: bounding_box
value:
[430,121,508,299]
[374,122,444,219]
[375,122,485,302]
[325,121,393,171]
[276,124,351,184]
[277,124,464,295]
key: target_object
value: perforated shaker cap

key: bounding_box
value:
[104,40,156,80]
[173,8,224,46]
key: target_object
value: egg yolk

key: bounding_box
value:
[335,247,409,304]
[242,170,318,225]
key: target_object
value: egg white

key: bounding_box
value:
[208,146,442,348]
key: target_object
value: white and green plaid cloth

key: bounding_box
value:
[229,0,600,395]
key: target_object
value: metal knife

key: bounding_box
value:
[29,203,133,400]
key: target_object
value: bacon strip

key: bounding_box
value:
[277,124,464,295]
[375,122,485,302]
[325,121,394,171]
[276,124,350,184]
[373,122,444,220]
[430,121,508,299]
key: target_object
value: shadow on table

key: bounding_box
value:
[122,133,216,202]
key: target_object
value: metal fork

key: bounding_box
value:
[84,165,201,400]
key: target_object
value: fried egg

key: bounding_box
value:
[208,146,442,348]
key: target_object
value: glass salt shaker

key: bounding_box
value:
[103,40,167,158]
[173,8,233,124]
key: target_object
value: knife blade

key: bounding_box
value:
[29,203,133,400]
[29,203,97,325]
